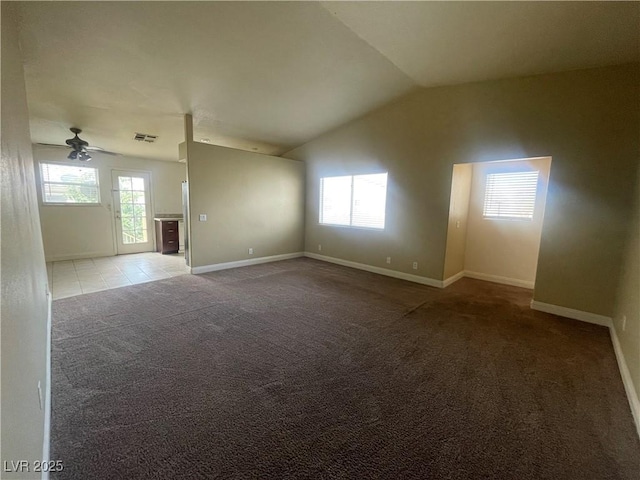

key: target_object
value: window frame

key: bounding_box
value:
[319,172,388,231]
[39,161,102,206]
[482,169,539,221]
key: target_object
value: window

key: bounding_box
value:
[483,171,539,220]
[320,173,388,229]
[40,163,100,204]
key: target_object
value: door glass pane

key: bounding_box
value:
[132,191,146,204]
[118,175,148,244]
[119,177,132,190]
[132,177,144,190]
[121,203,134,216]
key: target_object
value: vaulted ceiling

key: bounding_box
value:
[16,1,639,161]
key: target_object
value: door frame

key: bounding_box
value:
[111,169,155,255]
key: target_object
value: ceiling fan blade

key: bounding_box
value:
[86,146,119,156]
[36,143,119,156]
[36,142,67,148]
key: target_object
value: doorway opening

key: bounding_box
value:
[443,157,551,290]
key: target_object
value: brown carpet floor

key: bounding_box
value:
[51,258,640,479]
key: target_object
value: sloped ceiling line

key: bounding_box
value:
[16,1,639,162]
[319,1,419,85]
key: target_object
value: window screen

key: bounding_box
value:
[40,163,100,204]
[483,171,539,220]
[320,173,388,229]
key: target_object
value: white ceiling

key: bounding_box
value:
[16,1,639,162]
[325,1,640,87]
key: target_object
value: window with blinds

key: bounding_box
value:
[483,171,539,220]
[40,162,100,204]
[320,173,388,229]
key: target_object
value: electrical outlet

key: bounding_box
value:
[318,244,322,251]
[386,257,391,264]
[622,315,627,331]
[413,262,418,270]
[456,220,461,229]
[199,214,207,222]
[248,248,253,255]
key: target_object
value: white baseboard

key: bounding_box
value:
[610,324,640,439]
[464,270,534,289]
[304,252,443,288]
[302,254,538,291]
[530,300,613,327]
[42,290,52,480]
[191,252,304,274]
[442,271,465,288]
[192,249,639,439]
[529,300,639,439]
[45,251,115,263]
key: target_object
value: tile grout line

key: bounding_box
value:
[51,253,188,299]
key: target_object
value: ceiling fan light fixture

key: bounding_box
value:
[78,151,92,162]
[62,128,92,161]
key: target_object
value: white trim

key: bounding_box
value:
[42,291,52,480]
[45,251,117,263]
[192,249,640,439]
[190,252,304,274]
[530,300,613,327]
[530,299,639,439]
[191,251,640,440]
[304,252,443,288]
[111,169,155,256]
[302,253,543,290]
[303,254,533,290]
[442,271,465,288]
[464,270,534,289]
[610,324,640,438]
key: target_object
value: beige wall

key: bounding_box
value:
[185,142,305,268]
[33,146,186,261]
[285,64,639,317]
[443,163,472,280]
[1,3,50,475]
[613,167,640,404]
[464,157,551,287]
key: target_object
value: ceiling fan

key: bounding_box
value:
[37,127,118,161]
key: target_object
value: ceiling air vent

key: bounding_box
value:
[134,133,158,143]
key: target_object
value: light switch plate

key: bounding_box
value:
[199,214,207,221]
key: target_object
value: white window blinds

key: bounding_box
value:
[483,171,539,220]
[320,173,388,229]
[40,163,100,204]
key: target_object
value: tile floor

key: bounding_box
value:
[47,252,189,299]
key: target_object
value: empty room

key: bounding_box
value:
[2,2,639,479]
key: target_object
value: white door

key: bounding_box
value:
[112,170,153,254]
